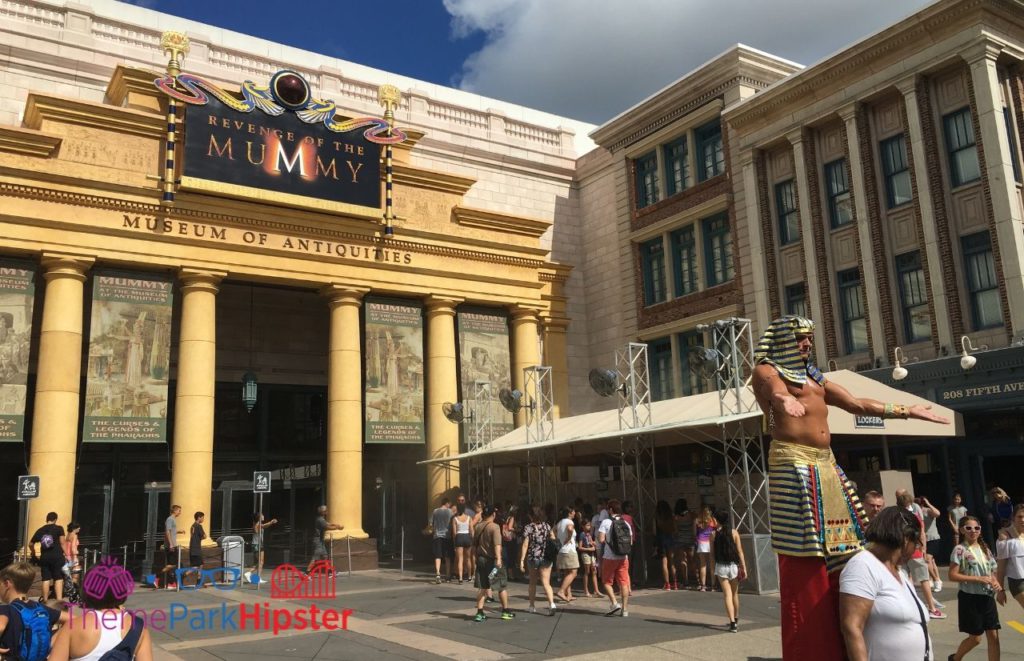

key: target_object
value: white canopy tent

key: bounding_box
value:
[421,369,964,467]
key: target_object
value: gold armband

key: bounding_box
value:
[882,403,910,419]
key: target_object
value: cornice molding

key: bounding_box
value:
[0,126,62,158]
[725,0,994,128]
[452,206,551,238]
[538,263,573,283]
[603,95,729,153]
[106,65,165,112]
[23,93,165,140]
[0,182,549,271]
[391,162,475,196]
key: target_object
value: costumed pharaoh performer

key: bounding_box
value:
[751,315,949,660]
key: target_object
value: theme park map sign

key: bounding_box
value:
[156,69,405,211]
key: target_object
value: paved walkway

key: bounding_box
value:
[117,567,1024,660]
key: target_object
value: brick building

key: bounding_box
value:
[577,0,1024,540]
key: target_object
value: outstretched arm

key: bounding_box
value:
[823,380,950,424]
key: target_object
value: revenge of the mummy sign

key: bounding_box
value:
[180,85,380,209]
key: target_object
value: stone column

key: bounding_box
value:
[895,78,955,352]
[170,269,224,547]
[787,131,828,353]
[510,307,541,428]
[322,285,369,538]
[838,104,888,361]
[424,296,462,510]
[967,43,1024,333]
[541,317,570,418]
[739,149,771,332]
[26,254,93,536]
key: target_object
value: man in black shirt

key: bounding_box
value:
[29,512,65,602]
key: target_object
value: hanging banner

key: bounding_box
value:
[364,298,424,444]
[0,263,36,442]
[83,273,174,443]
[457,308,513,444]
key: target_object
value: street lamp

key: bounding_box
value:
[959,335,982,371]
[892,347,908,381]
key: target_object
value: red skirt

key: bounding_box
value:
[778,554,847,661]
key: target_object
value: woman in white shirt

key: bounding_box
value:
[840,506,933,661]
[996,503,1024,611]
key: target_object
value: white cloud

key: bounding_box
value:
[444,0,934,124]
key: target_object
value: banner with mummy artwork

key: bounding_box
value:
[82,272,173,443]
[457,308,513,445]
[0,262,36,442]
[364,297,425,444]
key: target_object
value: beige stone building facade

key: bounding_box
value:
[0,0,595,562]
[579,0,1024,523]
[4,0,1024,562]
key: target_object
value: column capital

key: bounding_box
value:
[320,284,370,306]
[540,315,570,333]
[836,102,858,124]
[509,305,543,323]
[40,252,94,281]
[424,295,464,314]
[784,128,804,146]
[178,268,225,293]
[961,39,1003,66]
[735,148,756,168]
[894,74,919,97]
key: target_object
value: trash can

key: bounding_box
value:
[219,535,245,585]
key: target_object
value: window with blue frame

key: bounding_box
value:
[880,135,912,208]
[640,238,667,306]
[670,225,698,297]
[696,120,724,182]
[664,137,689,196]
[895,251,930,343]
[702,213,733,286]
[838,268,869,354]
[648,338,674,402]
[678,329,706,396]
[824,159,853,228]
[1004,107,1022,184]
[943,108,981,187]
[961,231,1002,329]
[785,283,807,318]
[634,151,659,209]
[775,180,799,245]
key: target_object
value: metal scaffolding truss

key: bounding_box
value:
[612,343,657,583]
[700,318,770,535]
[466,380,494,502]
[616,343,652,430]
[524,366,555,445]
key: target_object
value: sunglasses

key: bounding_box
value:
[963,526,981,531]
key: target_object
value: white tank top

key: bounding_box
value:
[997,535,1024,580]
[456,517,470,534]
[72,614,129,661]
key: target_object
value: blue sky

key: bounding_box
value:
[124,0,934,125]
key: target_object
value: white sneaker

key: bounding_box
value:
[528,606,536,614]
[933,579,942,592]
[548,603,557,616]
[606,603,622,616]
[621,610,629,617]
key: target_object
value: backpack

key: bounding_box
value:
[606,515,632,556]
[97,615,145,661]
[10,600,52,661]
